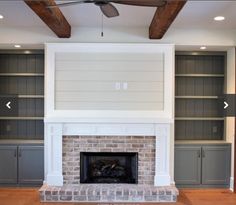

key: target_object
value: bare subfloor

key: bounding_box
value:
[0,188,236,205]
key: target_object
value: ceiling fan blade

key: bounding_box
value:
[47,0,93,8]
[100,3,119,18]
[111,0,166,7]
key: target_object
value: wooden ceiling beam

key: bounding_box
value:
[149,0,186,39]
[24,0,71,38]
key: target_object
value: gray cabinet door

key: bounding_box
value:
[202,145,231,185]
[175,146,201,185]
[0,146,17,184]
[18,145,44,185]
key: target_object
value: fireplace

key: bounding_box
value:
[80,152,138,184]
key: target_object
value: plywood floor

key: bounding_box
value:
[0,188,236,205]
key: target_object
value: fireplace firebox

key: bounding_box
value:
[80,152,138,184]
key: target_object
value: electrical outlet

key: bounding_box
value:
[6,124,11,132]
[123,82,128,90]
[115,82,121,90]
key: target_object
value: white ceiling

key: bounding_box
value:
[1,1,236,29]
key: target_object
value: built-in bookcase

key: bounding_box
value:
[175,52,226,141]
[0,51,44,140]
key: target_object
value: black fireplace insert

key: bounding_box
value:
[80,152,138,184]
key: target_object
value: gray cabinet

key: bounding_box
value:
[0,144,44,186]
[202,146,230,185]
[0,146,17,184]
[18,145,44,185]
[175,144,231,188]
[175,146,201,185]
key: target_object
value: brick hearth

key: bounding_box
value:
[39,184,178,202]
[40,135,178,203]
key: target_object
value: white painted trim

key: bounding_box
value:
[45,43,174,123]
[44,117,174,124]
[154,124,171,186]
[230,177,234,191]
[45,123,63,186]
[44,122,172,186]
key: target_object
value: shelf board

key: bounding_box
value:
[0,73,44,77]
[175,74,224,77]
[18,95,44,98]
[0,117,44,120]
[175,96,219,99]
[175,140,229,145]
[175,117,224,121]
[0,139,44,144]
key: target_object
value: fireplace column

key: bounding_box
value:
[45,123,63,186]
[154,124,171,186]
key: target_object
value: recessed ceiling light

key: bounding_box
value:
[24,50,31,54]
[200,46,206,50]
[0,14,4,19]
[214,16,225,21]
[14,45,21,48]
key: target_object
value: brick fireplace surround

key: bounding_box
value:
[40,123,178,203]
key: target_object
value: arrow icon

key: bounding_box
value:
[224,101,229,109]
[6,101,11,109]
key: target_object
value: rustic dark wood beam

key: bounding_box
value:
[149,0,186,39]
[24,0,71,38]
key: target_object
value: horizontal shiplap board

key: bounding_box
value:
[55,51,164,111]
[56,81,164,92]
[55,52,164,61]
[56,71,163,81]
[56,91,163,102]
[56,102,163,110]
[56,61,163,72]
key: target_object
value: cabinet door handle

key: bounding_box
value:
[14,149,17,157]
[198,150,201,158]
[202,149,205,158]
[18,149,22,157]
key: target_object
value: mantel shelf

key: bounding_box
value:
[175,117,224,121]
[175,96,219,99]
[0,73,44,77]
[175,74,224,77]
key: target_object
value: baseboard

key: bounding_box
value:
[230,177,234,192]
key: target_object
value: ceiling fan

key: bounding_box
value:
[47,0,167,18]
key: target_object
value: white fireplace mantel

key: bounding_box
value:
[44,122,172,187]
[44,43,175,187]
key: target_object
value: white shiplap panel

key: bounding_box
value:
[55,51,164,111]
[56,91,163,102]
[56,52,164,62]
[56,102,163,110]
[56,71,163,81]
[56,81,164,92]
[56,61,164,72]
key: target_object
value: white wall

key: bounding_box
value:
[226,48,235,191]
[1,26,236,48]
